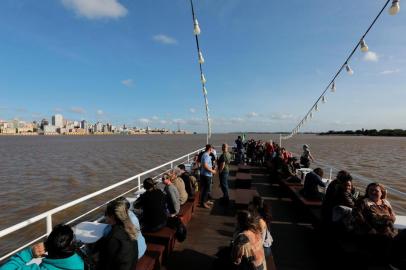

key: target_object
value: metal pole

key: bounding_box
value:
[137,175,141,190]
[279,134,282,146]
[46,215,52,235]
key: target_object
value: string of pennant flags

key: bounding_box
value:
[281,0,400,140]
[189,0,212,143]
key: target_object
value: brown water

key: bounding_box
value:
[0,134,405,254]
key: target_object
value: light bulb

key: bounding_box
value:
[198,51,205,64]
[194,19,201,35]
[310,112,313,119]
[331,81,336,92]
[201,73,206,84]
[360,39,369,52]
[322,96,327,103]
[203,86,208,95]
[389,0,400,15]
[346,64,354,75]
[315,104,319,111]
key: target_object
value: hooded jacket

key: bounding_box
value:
[0,248,84,270]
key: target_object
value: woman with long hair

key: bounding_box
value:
[96,199,138,270]
[232,211,266,270]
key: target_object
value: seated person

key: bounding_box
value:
[177,164,196,199]
[171,169,188,205]
[105,197,146,259]
[282,157,301,183]
[301,167,325,200]
[353,182,397,238]
[0,224,84,270]
[232,211,266,270]
[162,173,180,216]
[322,170,356,223]
[96,199,138,270]
[134,178,167,232]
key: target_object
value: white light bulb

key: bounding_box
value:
[201,74,206,84]
[203,86,208,95]
[198,51,205,64]
[389,0,400,15]
[310,112,313,119]
[322,96,327,103]
[346,64,354,75]
[360,39,369,52]
[315,104,319,111]
[194,19,201,35]
[331,82,336,92]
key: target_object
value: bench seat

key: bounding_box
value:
[235,172,252,189]
[178,201,194,225]
[136,243,165,270]
[143,227,176,262]
[289,186,322,207]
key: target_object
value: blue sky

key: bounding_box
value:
[0,0,405,132]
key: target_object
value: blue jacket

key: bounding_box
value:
[0,248,84,270]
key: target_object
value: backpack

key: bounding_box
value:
[167,216,187,242]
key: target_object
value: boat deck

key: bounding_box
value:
[166,164,325,270]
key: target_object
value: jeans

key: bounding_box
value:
[219,171,229,199]
[200,175,212,204]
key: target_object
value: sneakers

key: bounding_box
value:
[201,203,211,209]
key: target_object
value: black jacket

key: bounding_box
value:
[96,225,138,270]
[134,188,167,229]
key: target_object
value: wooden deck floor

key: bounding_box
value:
[165,164,326,270]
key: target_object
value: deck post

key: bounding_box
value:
[137,175,141,190]
[279,134,282,147]
[46,215,52,235]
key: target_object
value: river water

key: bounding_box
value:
[0,134,405,254]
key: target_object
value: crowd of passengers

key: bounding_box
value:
[254,140,405,269]
[0,163,200,270]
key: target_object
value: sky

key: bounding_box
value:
[0,0,405,133]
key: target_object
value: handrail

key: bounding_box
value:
[0,147,204,261]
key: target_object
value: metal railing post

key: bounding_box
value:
[187,154,190,163]
[46,215,52,235]
[170,162,173,169]
[137,175,141,190]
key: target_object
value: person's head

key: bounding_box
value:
[366,182,387,202]
[222,143,228,153]
[313,168,324,178]
[303,144,309,150]
[205,144,212,153]
[143,177,156,190]
[162,173,171,185]
[342,180,353,193]
[105,199,137,240]
[44,224,75,258]
[115,196,131,210]
[336,170,353,183]
[238,136,241,140]
[177,164,186,171]
[236,210,261,234]
[281,147,286,153]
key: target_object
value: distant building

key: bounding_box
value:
[40,119,49,130]
[52,114,63,128]
[80,120,88,131]
[43,125,57,135]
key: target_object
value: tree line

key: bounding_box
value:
[319,129,406,137]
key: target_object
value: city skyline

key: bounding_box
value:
[0,0,405,133]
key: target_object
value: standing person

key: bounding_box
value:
[300,144,314,168]
[235,136,244,164]
[200,144,216,209]
[96,199,138,270]
[218,143,232,203]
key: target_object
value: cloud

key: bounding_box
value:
[364,51,379,62]
[271,113,295,120]
[246,112,259,118]
[96,109,104,116]
[189,108,196,114]
[151,116,159,120]
[53,108,63,113]
[380,69,400,75]
[138,118,150,124]
[159,120,168,125]
[121,79,134,88]
[61,0,128,19]
[172,118,186,124]
[152,34,178,45]
[70,107,86,114]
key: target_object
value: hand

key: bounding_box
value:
[32,242,46,258]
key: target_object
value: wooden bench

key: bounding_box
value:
[178,201,194,225]
[142,226,176,262]
[280,178,303,187]
[288,186,322,207]
[238,164,254,173]
[230,188,260,208]
[136,243,165,270]
[235,172,252,189]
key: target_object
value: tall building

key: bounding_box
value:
[52,114,63,128]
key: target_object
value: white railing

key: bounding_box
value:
[0,147,204,262]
